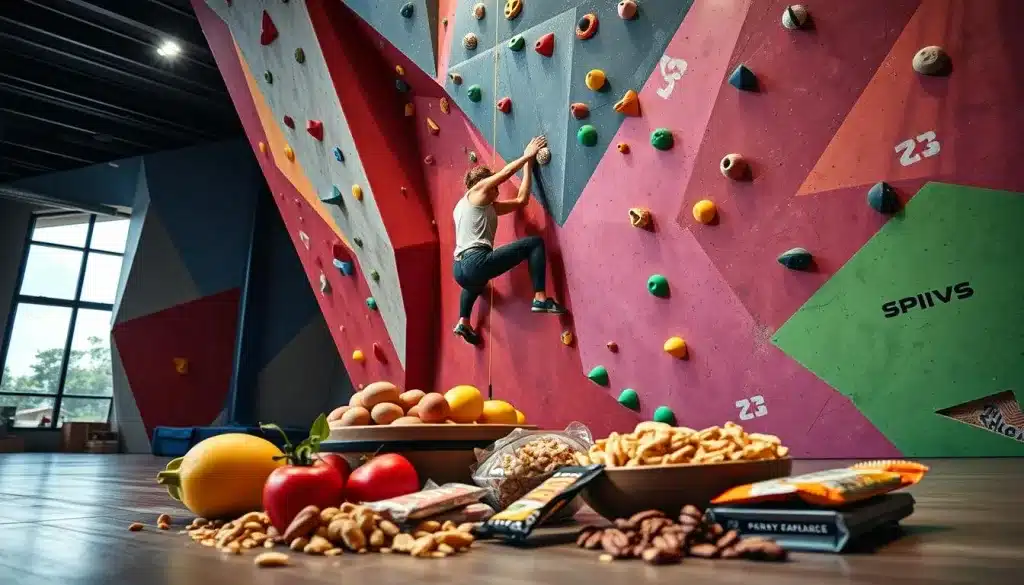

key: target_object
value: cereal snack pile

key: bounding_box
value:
[587,421,789,467]
[576,506,788,565]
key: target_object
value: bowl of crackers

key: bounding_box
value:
[579,421,791,521]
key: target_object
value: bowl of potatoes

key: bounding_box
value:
[580,422,792,520]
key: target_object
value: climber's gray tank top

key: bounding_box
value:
[453,194,497,259]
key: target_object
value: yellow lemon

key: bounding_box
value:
[515,409,527,425]
[479,400,518,424]
[664,336,688,359]
[444,385,485,423]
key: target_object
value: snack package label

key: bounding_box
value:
[479,464,604,541]
[491,475,578,522]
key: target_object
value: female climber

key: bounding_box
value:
[451,135,567,345]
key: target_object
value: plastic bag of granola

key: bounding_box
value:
[470,422,594,519]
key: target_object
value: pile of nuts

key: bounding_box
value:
[576,506,788,565]
[177,503,477,567]
[492,436,590,508]
[586,422,789,467]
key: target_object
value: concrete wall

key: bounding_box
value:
[0,199,33,342]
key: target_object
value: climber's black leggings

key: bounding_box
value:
[453,236,546,319]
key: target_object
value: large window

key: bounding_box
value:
[0,214,129,428]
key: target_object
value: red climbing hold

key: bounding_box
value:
[496,97,512,114]
[283,115,295,129]
[570,103,590,120]
[260,11,278,46]
[373,343,388,364]
[535,33,555,57]
[306,119,324,141]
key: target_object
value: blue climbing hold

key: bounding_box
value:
[728,64,758,91]
[333,259,354,276]
[321,185,343,205]
[333,146,344,162]
[366,297,378,310]
[396,79,409,93]
[778,247,813,270]
[400,2,414,18]
[867,181,899,214]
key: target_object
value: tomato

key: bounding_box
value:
[318,453,352,486]
[345,453,420,503]
[263,461,345,532]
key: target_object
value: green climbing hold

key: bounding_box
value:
[400,2,414,18]
[778,247,813,270]
[294,48,306,63]
[264,70,273,84]
[647,274,669,298]
[652,405,676,425]
[508,35,525,51]
[467,85,482,102]
[321,185,343,205]
[650,128,673,151]
[577,125,598,147]
[587,365,609,386]
[617,389,640,411]
[366,297,378,310]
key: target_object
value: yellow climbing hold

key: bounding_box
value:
[284,145,294,162]
[352,185,363,201]
[663,336,688,359]
[352,349,365,363]
[692,199,717,224]
[404,103,415,117]
[585,69,607,91]
[440,97,450,114]
[258,141,267,154]
[427,117,440,135]
[395,64,405,76]
[561,330,574,346]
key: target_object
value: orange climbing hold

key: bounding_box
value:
[576,14,599,40]
[258,141,267,154]
[440,97,450,114]
[496,97,512,113]
[570,103,590,120]
[395,65,405,76]
[535,33,555,57]
[404,103,415,117]
[427,117,440,135]
[614,90,641,117]
[284,145,294,162]
[629,207,652,229]
[306,120,324,141]
[617,142,630,154]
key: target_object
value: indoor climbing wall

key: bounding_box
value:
[195,0,1024,456]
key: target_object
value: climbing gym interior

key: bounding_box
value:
[0,0,1022,583]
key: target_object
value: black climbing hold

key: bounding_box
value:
[778,247,813,270]
[728,64,757,91]
[353,237,364,247]
[396,79,409,93]
[333,146,344,162]
[321,185,344,205]
[264,70,273,84]
[867,182,899,214]
[400,2,414,18]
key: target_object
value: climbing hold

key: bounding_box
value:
[333,259,353,276]
[720,153,748,180]
[353,237,363,247]
[352,350,365,363]
[468,151,478,163]
[606,341,619,353]
[652,406,676,425]
[463,33,478,51]
[373,343,387,363]
[351,185,363,201]
[536,147,551,165]
[333,146,344,162]
[618,0,638,19]
[319,273,331,294]
[561,330,574,346]
[258,141,267,154]
[576,14,599,40]
[283,115,295,129]
[628,207,651,229]
[399,2,414,18]
[913,46,950,76]
[535,33,555,57]
[577,125,598,147]
[728,64,757,91]
[449,72,463,85]
[395,79,410,93]
[259,11,278,45]
[663,336,687,359]
[781,5,809,29]
[395,65,405,76]
[424,155,435,165]
[569,103,590,120]
[306,120,324,141]
[472,2,486,19]
[587,365,609,387]
[496,97,512,114]
[617,143,630,154]
[467,85,482,102]
[404,103,415,117]
[440,97,450,114]
[442,17,448,27]
[692,199,717,224]
[650,128,673,151]
[508,35,525,52]
[284,145,295,162]
[585,69,606,91]
[867,181,899,214]
[504,0,522,20]
[778,247,813,270]
[366,297,378,310]
[370,269,380,282]
[294,48,305,64]
[613,89,641,116]
[264,70,273,84]
[427,117,440,135]
[617,389,640,411]
[322,185,343,205]
[647,274,669,298]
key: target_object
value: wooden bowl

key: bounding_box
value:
[320,423,537,485]
[581,458,792,520]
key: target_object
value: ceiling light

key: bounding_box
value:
[156,40,182,58]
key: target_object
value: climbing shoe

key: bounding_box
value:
[531,298,567,314]
[453,323,481,345]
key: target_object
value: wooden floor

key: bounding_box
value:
[0,455,1021,584]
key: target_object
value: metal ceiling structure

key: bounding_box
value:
[0,0,241,183]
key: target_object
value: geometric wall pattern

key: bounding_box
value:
[195,0,1024,455]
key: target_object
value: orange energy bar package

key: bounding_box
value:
[711,460,929,508]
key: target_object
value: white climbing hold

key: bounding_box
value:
[912,46,950,76]
[463,33,478,50]
[536,147,551,165]
[781,5,809,30]
[319,273,330,294]
[472,3,486,19]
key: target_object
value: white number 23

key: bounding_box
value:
[736,395,767,421]
[895,131,941,167]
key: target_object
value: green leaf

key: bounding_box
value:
[310,413,330,443]
[258,422,292,450]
